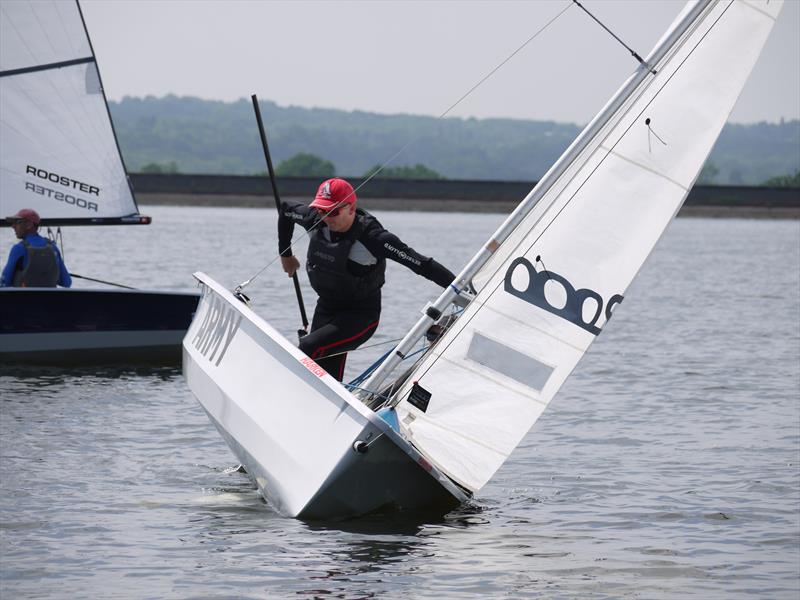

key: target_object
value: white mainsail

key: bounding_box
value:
[382,0,782,493]
[0,0,144,224]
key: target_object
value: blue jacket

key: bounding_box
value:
[1,233,72,287]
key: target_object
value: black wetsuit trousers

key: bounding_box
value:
[298,297,380,382]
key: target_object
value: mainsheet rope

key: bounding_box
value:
[234,0,574,293]
[45,226,135,289]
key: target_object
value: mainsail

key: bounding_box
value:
[369,0,782,493]
[0,0,147,225]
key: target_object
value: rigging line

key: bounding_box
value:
[236,3,572,291]
[236,170,351,288]
[348,0,574,196]
[344,385,393,404]
[75,0,139,208]
[239,3,573,292]
[380,344,434,409]
[236,166,369,290]
[45,226,65,260]
[319,337,404,360]
[70,273,136,289]
[438,2,573,121]
[235,211,333,291]
[405,2,727,387]
[360,340,433,408]
[237,181,362,290]
[571,0,654,72]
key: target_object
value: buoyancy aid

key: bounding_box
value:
[12,240,59,287]
[306,211,386,305]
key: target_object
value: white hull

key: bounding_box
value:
[183,273,467,519]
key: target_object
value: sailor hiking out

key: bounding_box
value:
[278,178,454,381]
[2,208,71,288]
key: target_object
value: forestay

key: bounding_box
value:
[389,0,782,492]
[0,0,144,225]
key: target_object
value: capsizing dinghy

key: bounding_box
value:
[183,0,783,519]
[184,274,469,519]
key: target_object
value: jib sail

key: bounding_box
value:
[384,0,782,493]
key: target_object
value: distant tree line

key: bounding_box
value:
[253,152,445,180]
[111,95,800,186]
[139,160,180,174]
[761,170,800,187]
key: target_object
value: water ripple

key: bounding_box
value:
[1,211,798,599]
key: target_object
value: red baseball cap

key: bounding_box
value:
[11,208,41,225]
[309,178,357,210]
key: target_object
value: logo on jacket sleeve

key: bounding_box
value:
[383,243,422,266]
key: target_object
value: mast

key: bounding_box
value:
[360,0,714,397]
[74,0,147,225]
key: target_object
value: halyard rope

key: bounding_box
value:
[572,0,655,72]
[235,1,574,292]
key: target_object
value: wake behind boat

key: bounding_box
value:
[183,0,783,519]
[0,1,199,365]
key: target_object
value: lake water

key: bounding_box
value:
[1,206,798,599]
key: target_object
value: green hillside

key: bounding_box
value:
[110,95,800,185]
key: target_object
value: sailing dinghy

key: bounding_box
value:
[183,0,782,519]
[0,0,199,364]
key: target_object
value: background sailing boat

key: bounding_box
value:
[183,0,784,520]
[0,0,199,364]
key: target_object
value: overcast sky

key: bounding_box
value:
[80,0,800,125]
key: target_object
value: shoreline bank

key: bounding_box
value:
[131,174,800,219]
[137,193,800,219]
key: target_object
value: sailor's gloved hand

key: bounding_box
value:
[281,256,300,277]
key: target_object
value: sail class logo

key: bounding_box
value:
[504,257,623,335]
[24,165,100,213]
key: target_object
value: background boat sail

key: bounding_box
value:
[183,0,783,519]
[0,0,143,225]
[0,0,199,364]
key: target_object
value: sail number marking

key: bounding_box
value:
[504,257,623,336]
[192,292,242,366]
